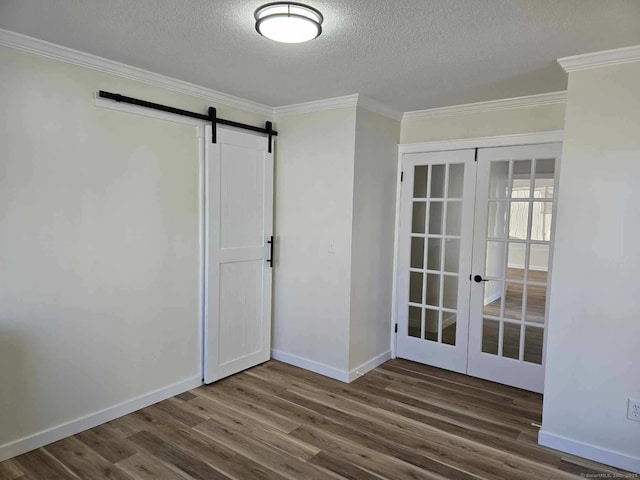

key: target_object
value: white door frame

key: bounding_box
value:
[390,130,564,359]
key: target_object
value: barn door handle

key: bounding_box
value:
[267,236,274,268]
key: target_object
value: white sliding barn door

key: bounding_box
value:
[204,126,273,383]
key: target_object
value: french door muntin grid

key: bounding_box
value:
[480,156,554,364]
[408,162,463,345]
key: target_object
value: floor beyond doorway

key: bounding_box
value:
[483,269,548,323]
[0,360,629,479]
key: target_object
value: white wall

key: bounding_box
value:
[0,45,269,458]
[507,243,549,271]
[272,108,357,374]
[272,105,400,378]
[349,108,400,370]
[540,60,640,473]
[401,103,565,144]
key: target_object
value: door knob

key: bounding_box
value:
[473,275,489,283]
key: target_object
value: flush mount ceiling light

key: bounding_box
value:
[255,2,323,43]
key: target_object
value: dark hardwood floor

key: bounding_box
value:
[0,359,631,480]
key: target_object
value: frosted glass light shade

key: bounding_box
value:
[255,2,323,43]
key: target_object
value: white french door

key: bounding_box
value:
[203,126,273,384]
[396,149,476,373]
[396,143,561,393]
[467,144,561,392]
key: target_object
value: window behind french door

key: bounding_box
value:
[396,143,561,393]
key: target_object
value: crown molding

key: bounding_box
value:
[0,28,273,117]
[357,96,403,121]
[558,45,640,72]
[273,94,360,118]
[0,27,399,122]
[273,93,402,120]
[0,28,581,125]
[402,91,566,121]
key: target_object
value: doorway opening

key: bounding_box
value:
[395,142,561,393]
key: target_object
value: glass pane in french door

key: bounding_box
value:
[407,162,466,345]
[480,156,554,364]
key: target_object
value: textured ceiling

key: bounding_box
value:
[1,0,640,112]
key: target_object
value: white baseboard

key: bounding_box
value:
[426,314,457,334]
[507,263,548,272]
[484,291,502,305]
[442,313,457,330]
[271,349,350,382]
[270,349,391,384]
[348,350,391,382]
[539,430,640,474]
[0,376,202,462]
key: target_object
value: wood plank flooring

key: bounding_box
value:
[483,269,547,323]
[0,359,631,480]
[480,268,547,363]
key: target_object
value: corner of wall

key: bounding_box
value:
[541,58,640,474]
[348,107,400,371]
[271,106,358,376]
